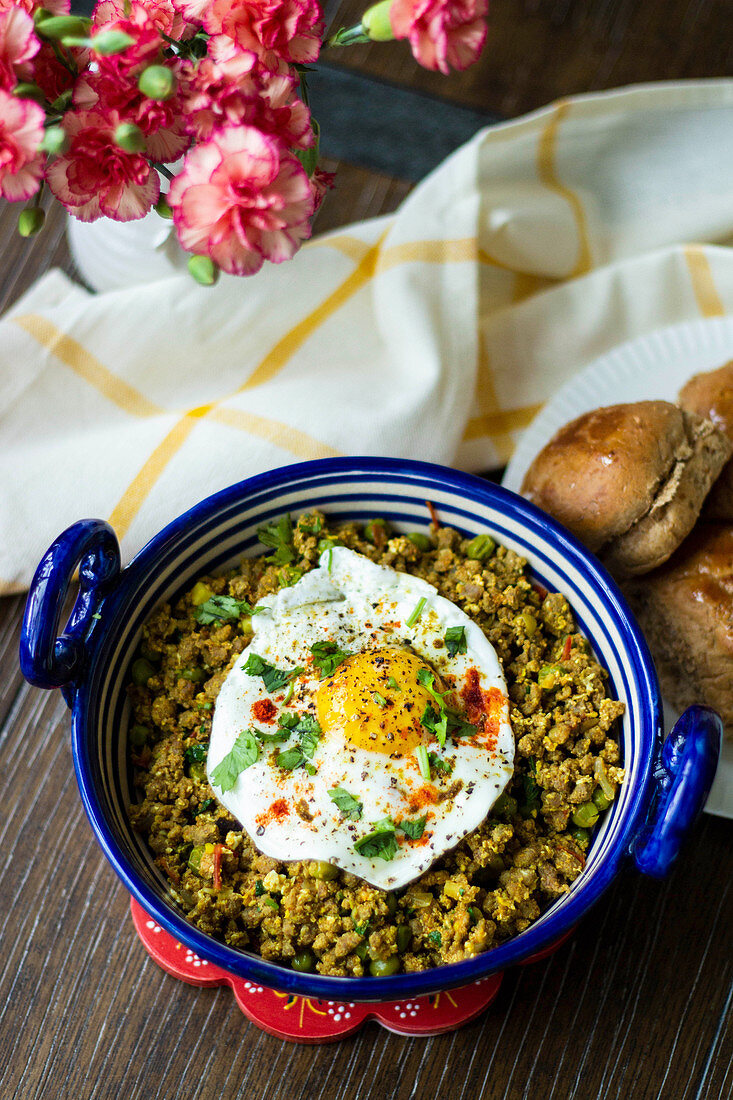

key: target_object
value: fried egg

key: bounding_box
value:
[207,546,514,890]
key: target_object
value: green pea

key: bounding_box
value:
[386,891,398,916]
[365,518,389,544]
[278,566,303,588]
[397,925,412,953]
[592,788,611,812]
[466,534,496,561]
[308,860,339,881]
[129,723,150,747]
[493,792,517,818]
[139,640,161,664]
[571,802,599,829]
[354,942,369,961]
[469,906,483,926]
[240,616,253,635]
[188,846,204,873]
[570,826,590,846]
[292,950,315,972]
[407,531,431,552]
[370,956,400,977]
[538,664,563,689]
[189,762,207,782]
[178,667,206,683]
[131,658,155,686]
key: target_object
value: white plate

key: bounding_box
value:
[501,317,733,819]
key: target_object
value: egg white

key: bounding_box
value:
[208,547,515,889]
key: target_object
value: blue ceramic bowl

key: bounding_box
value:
[20,457,721,1003]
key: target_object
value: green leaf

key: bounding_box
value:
[254,728,291,744]
[296,117,320,178]
[328,787,363,820]
[276,748,305,770]
[444,625,467,657]
[184,742,207,765]
[254,879,265,896]
[428,752,453,774]
[398,815,427,840]
[354,818,398,861]
[420,703,448,748]
[195,797,215,816]
[387,676,400,691]
[372,691,388,708]
[195,594,258,624]
[427,930,442,946]
[210,729,259,791]
[257,514,295,564]
[309,640,352,679]
[91,29,136,54]
[242,653,304,693]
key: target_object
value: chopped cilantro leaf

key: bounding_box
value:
[387,676,400,691]
[354,818,398,861]
[276,748,304,770]
[184,742,207,765]
[328,787,363,820]
[421,703,448,748]
[427,930,442,946]
[210,729,259,792]
[254,728,291,744]
[195,594,260,625]
[254,880,265,897]
[310,640,352,679]
[398,815,427,840]
[242,653,304,694]
[415,744,431,780]
[444,625,467,657]
[257,514,295,564]
[195,798,215,816]
[372,691,388,708]
[428,752,453,774]
[277,712,299,730]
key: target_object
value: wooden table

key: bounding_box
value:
[1,4,732,1098]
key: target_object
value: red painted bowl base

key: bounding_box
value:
[131,898,572,1043]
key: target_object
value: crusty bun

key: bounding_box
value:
[622,524,733,738]
[678,361,733,520]
[520,401,731,576]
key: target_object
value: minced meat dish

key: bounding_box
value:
[127,511,625,977]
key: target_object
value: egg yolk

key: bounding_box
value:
[316,647,437,756]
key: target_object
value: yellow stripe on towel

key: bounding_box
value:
[12,314,163,418]
[536,102,592,279]
[684,246,726,317]
[210,408,342,460]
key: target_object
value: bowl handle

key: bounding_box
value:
[20,520,121,703]
[632,705,721,878]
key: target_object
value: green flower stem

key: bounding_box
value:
[327,24,371,47]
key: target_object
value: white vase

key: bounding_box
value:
[66,208,189,292]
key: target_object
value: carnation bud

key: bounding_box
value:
[32,8,52,25]
[41,126,69,156]
[51,89,73,113]
[91,29,136,55]
[154,195,173,219]
[188,255,219,287]
[12,83,47,106]
[18,207,46,238]
[362,0,395,41]
[35,15,91,40]
[113,122,146,154]
[138,65,175,101]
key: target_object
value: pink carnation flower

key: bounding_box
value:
[0,6,39,91]
[168,124,314,276]
[0,87,44,201]
[75,2,189,161]
[202,0,324,66]
[390,0,487,74]
[170,0,210,25]
[180,49,312,148]
[46,109,160,221]
[0,0,69,15]
[93,0,194,40]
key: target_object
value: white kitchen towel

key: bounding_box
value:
[1,79,732,594]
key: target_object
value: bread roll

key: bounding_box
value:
[623,524,733,738]
[678,361,733,520]
[520,401,731,576]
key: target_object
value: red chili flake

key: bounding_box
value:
[425,500,441,529]
[461,669,502,752]
[561,636,572,661]
[532,583,548,601]
[409,785,439,812]
[256,799,291,829]
[213,844,223,891]
[252,698,277,724]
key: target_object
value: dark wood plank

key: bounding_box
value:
[324,0,732,117]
